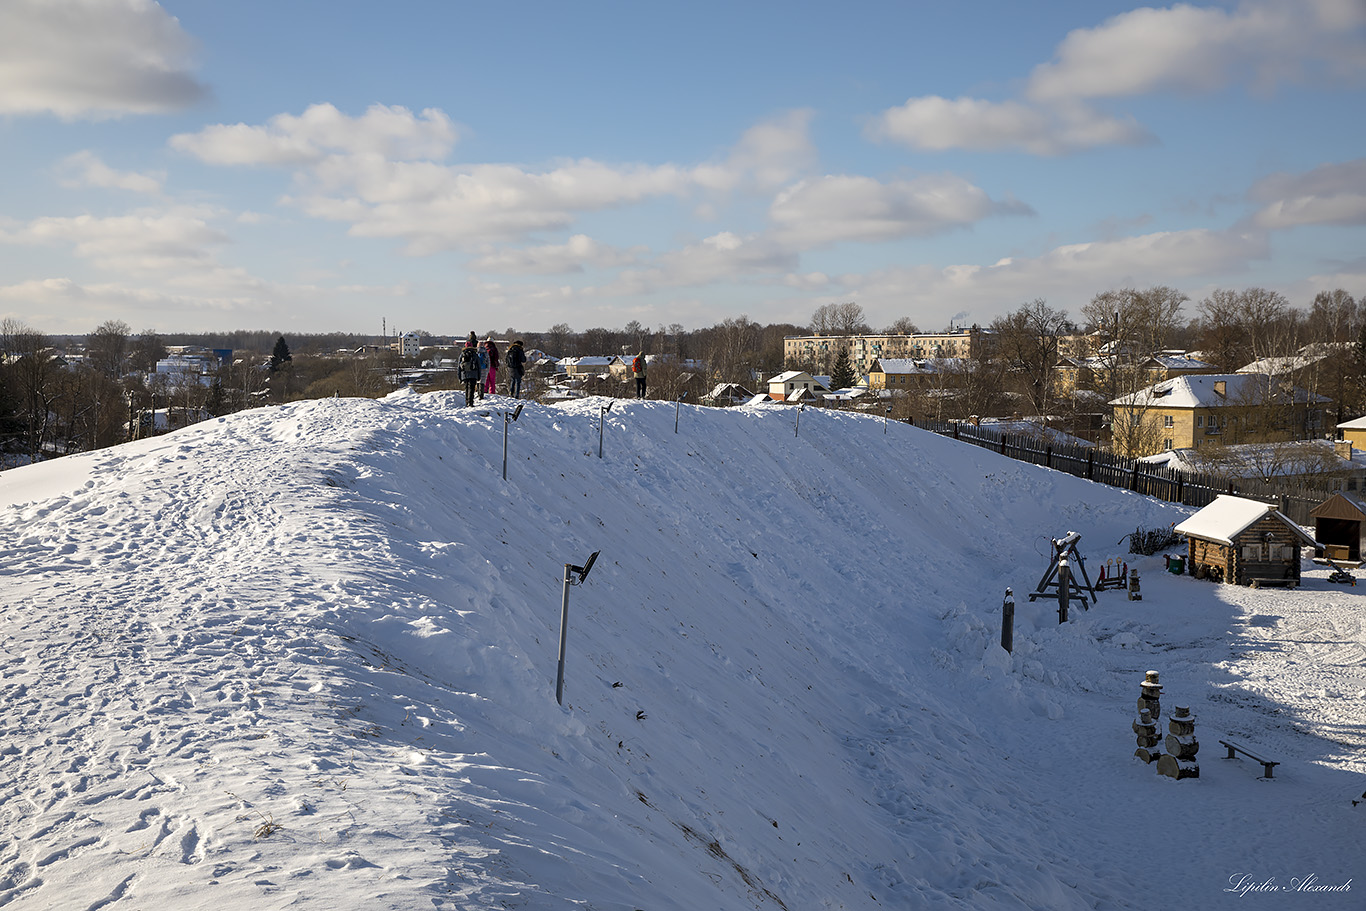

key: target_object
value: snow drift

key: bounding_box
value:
[0,392,1361,910]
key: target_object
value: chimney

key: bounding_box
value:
[1335,439,1354,461]
[1213,380,1227,397]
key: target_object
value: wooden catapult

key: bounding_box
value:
[1028,531,1098,621]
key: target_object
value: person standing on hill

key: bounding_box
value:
[459,340,480,406]
[484,337,500,396]
[506,339,527,399]
[632,352,647,398]
[476,340,489,400]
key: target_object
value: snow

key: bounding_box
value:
[1174,494,1315,546]
[0,392,1362,910]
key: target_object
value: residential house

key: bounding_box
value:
[867,357,963,393]
[702,382,755,406]
[1055,352,1218,396]
[1108,373,1329,458]
[1174,494,1317,586]
[1336,415,1366,451]
[767,371,829,402]
[1139,439,1366,489]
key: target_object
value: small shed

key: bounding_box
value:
[1174,495,1317,586]
[1308,492,1366,565]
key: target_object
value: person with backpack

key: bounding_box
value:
[458,340,480,406]
[506,339,527,399]
[484,337,500,396]
[632,352,647,398]
[476,341,489,400]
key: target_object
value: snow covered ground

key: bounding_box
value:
[0,390,1361,910]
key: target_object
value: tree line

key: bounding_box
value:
[2,285,1361,464]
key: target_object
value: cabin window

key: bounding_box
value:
[1242,544,1260,560]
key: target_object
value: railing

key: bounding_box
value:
[914,419,1335,525]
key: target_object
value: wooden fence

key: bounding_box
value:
[914,419,1332,525]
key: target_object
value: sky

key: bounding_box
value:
[0,388,1362,908]
[0,0,1364,338]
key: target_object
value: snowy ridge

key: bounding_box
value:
[0,392,1362,910]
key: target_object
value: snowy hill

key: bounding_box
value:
[0,392,1362,910]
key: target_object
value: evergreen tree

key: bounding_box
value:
[269,335,292,372]
[830,347,856,390]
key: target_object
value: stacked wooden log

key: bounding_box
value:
[1134,671,1163,763]
[1157,706,1200,780]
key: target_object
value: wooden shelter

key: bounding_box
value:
[1308,493,1366,565]
[1174,495,1317,587]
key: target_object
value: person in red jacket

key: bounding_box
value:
[483,337,500,396]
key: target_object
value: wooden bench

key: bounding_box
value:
[1219,739,1279,778]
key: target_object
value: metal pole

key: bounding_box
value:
[556,564,572,705]
[795,405,802,437]
[1057,558,1070,624]
[598,405,606,458]
[502,412,511,480]
[675,394,684,433]
[1001,588,1014,653]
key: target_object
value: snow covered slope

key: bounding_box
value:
[0,392,1361,910]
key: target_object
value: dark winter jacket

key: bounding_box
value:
[507,341,526,374]
[459,345,480,380]
[486,340,500,371]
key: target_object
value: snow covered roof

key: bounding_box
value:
[1139,440,1364,479]
[1109,373,1327,408]
[1174,495,1316,547]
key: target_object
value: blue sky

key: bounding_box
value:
[1,0,1363,338]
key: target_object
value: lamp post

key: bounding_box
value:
[598,400,613,458]
[674,391,687,434]
[501,402,524,480]
[884,405,892,433]
[795,403,805,437]
[556,550,600,705]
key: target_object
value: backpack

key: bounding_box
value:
[632,355,644,373]
[459,346,479,379]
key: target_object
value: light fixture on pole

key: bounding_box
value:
[795,402,805,437]
[501,402,524,480]
[556,550,600,705]
[885,405,892,433]
[674,391,687,434]
[598,401,613,458]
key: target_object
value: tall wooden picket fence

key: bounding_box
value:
[914,419,1330,525]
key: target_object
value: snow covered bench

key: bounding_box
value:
[1219,739,1279,778]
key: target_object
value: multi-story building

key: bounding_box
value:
[784,327,984,375]
[1108,373,1329,458]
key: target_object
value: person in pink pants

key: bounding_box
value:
[483,337,500,396]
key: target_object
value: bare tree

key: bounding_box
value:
[87,320,131,379]
[883,316,920,335]
[810,302,871,336]
[129,329,168,374]
[990,299,1073,418]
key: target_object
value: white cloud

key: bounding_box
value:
[769,174,1034,249]
[1250,159,1366,229]
[56,151,164,194]
[868,96,1153,155]
[468,235,643,275]
[838,226,1269,327]
[694,109,817,192]
[170,103,458,165]
[289,158,692,253]
[1027,0,1366,102]
[6,211,229,274]
[0,0,207,119]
